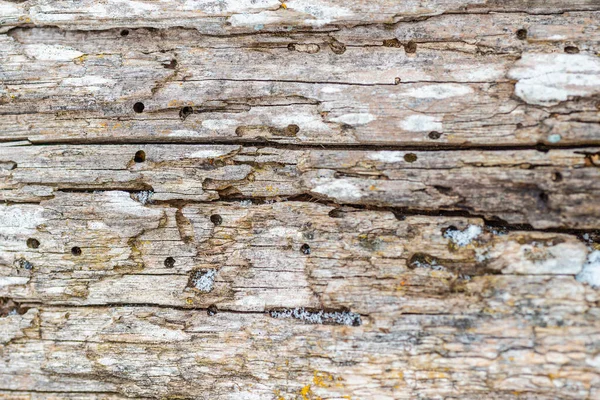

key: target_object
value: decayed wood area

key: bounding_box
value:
[1,1,600,399]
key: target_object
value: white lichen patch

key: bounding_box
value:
[24,44,84,61]
[576,251,600,288]
[188,148,235,159]
[0,205,45,236]
[444,225,482,247]
[412,258,445,271]
[400,115,442,132]
[330,113,376,126]
[508,53,600,106]
[488,240,588,275]
[368,151,405,163]
[312,178,362,201]
[190,269,216,293]
[401,84,473,99]
[131,190,153,205]
[270,307,361,326]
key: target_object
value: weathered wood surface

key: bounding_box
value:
[1,1,600,399]
[1,12,600,145]
[2,144,600,228]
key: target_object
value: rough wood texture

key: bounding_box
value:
[1,1,600,399]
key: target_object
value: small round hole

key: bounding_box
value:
[552,172,563,182]
[404,153,418,163]
[134,150,146,163]
[300,243,311,255]
[516,29,527,40]
[180,106,193,119]
[164,257,176,268]
[26,238,40,249]
[285,124,300,135]
[120,29,129,37]
[428,131,442,140]
[207,304,218,316]
[71,246,82,256]
[287,43,296,51]
[328,209,344,218]
[405,41,417,54]
[539,191,549,203]
[210,214,223,226]
[564,46,579,54]
[133,102,145,113]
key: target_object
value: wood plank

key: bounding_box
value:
[1,17,599,145]
[2,145,599,228]
[1,192,598,311]
[2,0,599,33]
[2,306,599,398]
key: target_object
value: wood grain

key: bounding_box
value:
[1,1,599,399]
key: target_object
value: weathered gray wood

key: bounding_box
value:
[1,15,599,145]
[1,1,600,399]
[2,145,600,228]
[2,0,599,33]
[1,193,600,398]
[2,192,597,310]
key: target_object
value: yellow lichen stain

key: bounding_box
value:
[168,99,183,107]
[73,54,88,64]
[313,371,334,388]
[369,184,377,191]
[281,3,287,9]
[185,298,194,305]
[265,185,278,194]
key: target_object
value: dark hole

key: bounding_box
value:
[564,46,580,54]
[428,131,442,140]
[300,243,311,255]
[120,29,129,37]
[133,102,145,113]
[207,304,218,316]
[404,153,418,163]
[444,225,458,235]
[383,38,402,48]
[535,143,550,153]
[71,246,82,256]
[164,59,177,69]
[552,172,563,182]
[164,257,176,268]
[405,41,417,54]
[26,238,40,249]
[539,192,549,203]
[287,43,296,51]
[516,29,528,40]
[328,209,344,218]
[180,106,193,119]
[285,124,300,135]
[134,150,146,163]
[210,214,223,226]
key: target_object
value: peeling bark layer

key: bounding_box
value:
[1,1,599,399]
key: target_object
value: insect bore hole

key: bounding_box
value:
[26,238,40,249]
[71,246,82,256]
[134,150,146,163]
[210,214,223,226]
[133,102,145,113]
[300,243,311,255]
[164,257,176,268]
